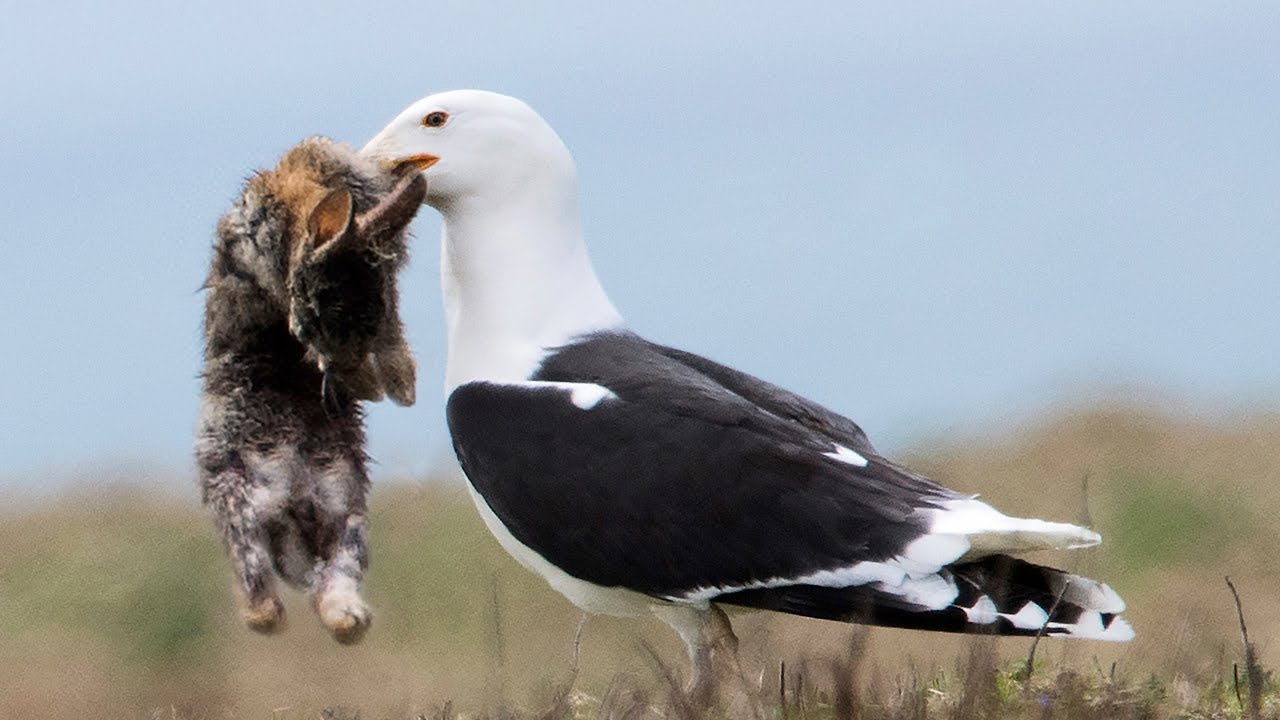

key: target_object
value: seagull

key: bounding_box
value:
[362,89,1132,714]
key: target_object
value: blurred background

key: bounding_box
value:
[1,1,1277,717]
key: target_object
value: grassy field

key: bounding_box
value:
[3,404,1280,718]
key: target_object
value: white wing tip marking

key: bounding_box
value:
[1090,615,1136,642]
[1002,601,1050,630]
[962,595,999,624]
[824,443,869,467]
[1059,575,1127,614]
[998,596,1134,641]
[1047,613,1136,641]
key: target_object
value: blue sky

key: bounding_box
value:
[1,2,1277,488]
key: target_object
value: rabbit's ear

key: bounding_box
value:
[307,188,354,250]
[356,172,425,240]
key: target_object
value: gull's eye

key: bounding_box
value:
[422,111,449,128]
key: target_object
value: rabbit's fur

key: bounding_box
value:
[197,137,423,643]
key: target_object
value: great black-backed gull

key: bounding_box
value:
[362,89,1132,713]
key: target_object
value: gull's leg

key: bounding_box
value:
[652,604,763,719]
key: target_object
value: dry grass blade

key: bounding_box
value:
[1021,582,1068,681]
[596,673,658,720]
[638,640,699,720]
[778,660,786,717]
[830,629,868,720]
[536,614,589,720]
[1225,576,1263,720]
[536,680,574,720]
[950,638,998,720]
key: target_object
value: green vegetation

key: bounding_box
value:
[1107,469,1255,578]
[2,406,1279,718]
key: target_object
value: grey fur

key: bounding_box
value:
[197,137,424,643]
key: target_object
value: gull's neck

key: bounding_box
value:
[438,186,623,394]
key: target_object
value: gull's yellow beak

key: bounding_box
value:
[390,153,440,174]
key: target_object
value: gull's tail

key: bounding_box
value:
[717,497,1132,641]
[718,553,1132,640]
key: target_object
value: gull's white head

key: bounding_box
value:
[362,89,577,212]
[362,90,621,390]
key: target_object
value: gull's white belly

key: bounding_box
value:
[464,481,657,617]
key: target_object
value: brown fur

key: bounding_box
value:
[196,137,424,643]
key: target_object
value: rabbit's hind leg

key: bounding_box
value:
[309,456,372,644]
[202,460,288,634]
[314,513,372,644]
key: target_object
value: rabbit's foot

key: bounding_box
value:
[242,594,287,635]
[315,584,371,645]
